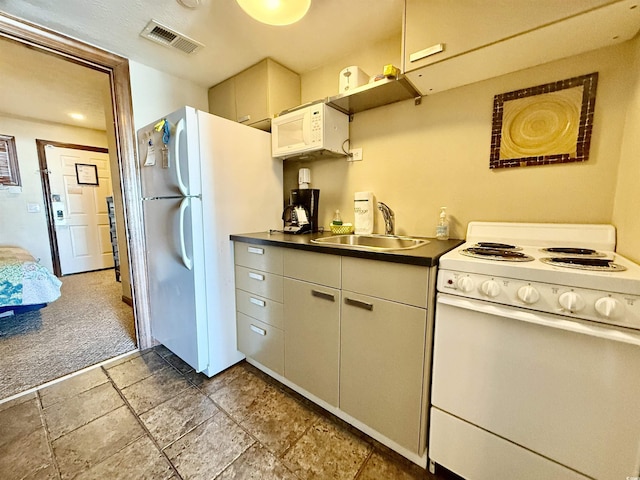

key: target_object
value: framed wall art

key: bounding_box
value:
[75,163,99,186]
[489,72,598,169]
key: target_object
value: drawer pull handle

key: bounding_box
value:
[248,272,264,281]
[238,114,251,124]
[249,297,266,307]
[247,246,264,255]
[312,290,335,302]
[250,324,266,336]
[345,297,373,311]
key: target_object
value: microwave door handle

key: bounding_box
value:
[303,112,311,145]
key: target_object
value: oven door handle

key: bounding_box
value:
[437,294,640,347]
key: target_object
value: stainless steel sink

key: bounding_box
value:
[311,234,429,251]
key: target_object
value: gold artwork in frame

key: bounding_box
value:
[490,73,598,169]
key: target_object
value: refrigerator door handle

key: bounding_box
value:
[179,197,193,270]
[174,118,188,196]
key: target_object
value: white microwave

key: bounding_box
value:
[271,103,349,159]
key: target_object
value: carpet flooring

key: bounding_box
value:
[0,268,137,400]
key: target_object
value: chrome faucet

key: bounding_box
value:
[377,202,395,236]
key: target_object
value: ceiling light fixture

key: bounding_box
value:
[236,0,311,26]
[69,113,85,121]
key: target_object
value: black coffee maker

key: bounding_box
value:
[282,189,320,234]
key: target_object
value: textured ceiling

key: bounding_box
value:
[0,0,403,131]
[0,0,403,87]
[0,38,111,130]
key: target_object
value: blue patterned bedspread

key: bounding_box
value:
[0,247,62,307]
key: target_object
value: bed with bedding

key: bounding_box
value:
[0,247,62,316]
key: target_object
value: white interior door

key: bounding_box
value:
[46,145,114,275]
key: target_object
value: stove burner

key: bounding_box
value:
[539,257,627,271]
[540,247,606,257]
[461,247,534,262]
[475,242,521,250]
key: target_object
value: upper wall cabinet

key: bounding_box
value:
[208,58,301,131]
[403,0,640,95]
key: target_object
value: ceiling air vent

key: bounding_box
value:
[140,20,204,54]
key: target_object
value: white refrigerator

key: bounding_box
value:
[138,106,283,377]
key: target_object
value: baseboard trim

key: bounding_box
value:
[122,295,133,306]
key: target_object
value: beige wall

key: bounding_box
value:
[612,37,640,263]
[287,36,638,261]
[0,115,108,272]
[129,60,209,130]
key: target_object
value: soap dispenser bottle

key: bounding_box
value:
[436,207,449,240]
[332,210,343,225]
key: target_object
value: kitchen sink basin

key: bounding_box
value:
[311,234,429,251]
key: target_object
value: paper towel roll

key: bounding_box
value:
[354,191,374,234]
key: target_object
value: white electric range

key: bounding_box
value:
[429,222,640,480]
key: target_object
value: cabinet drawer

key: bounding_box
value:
[235,266,283,302]
[237,313,284,375]
[342,257,428,308]
[283,249,341,288]
[236,289,283,329]
[234,242,283,274]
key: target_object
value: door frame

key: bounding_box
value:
[0,12,152,349]
[36,140,109,277]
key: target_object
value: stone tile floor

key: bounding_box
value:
[0,346,461,479]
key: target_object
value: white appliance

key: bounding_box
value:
[430,222,640,480]
[271,103,349,160]
[339,65,368,93]
[138,106,283,377]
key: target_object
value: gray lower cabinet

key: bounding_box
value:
[283,248,341,407]
[233,241,433,459]
[340,256,432,455]
[284,277,340,406]
[340,291,426,453]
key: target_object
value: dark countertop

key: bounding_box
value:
[230,231,464,267]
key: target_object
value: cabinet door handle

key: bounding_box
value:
[238,114,251,123]
[249,297,266,307]
[248,272,264,281]
[345,297,373,311]
[311,289,335,302]
[409,43,445,63]
[250,324,266,336]
[247,246,264,255]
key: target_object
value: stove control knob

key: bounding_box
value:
[595,297,624,319]
[480,280,501,298]
[517,285,540,304]
[456,276,475,293]
[559,291,586,312]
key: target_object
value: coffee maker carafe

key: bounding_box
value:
[283,188,320,234]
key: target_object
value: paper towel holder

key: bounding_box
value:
[298,168,311,189]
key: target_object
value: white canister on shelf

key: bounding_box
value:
[339,66,369,93]
[354,191,374,234]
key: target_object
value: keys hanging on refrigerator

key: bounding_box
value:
[143,131,156,166]
[154,119,171,169]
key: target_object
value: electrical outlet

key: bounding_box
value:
[349,148,363,161]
